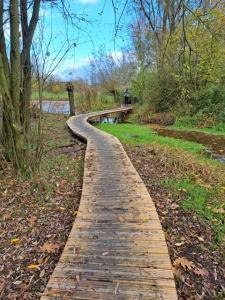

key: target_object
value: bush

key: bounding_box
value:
[147,112,176,126]
[195,85,225,122]
[130,70,180,113]
[175,113,216,128]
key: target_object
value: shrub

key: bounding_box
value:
[195,85,225,122]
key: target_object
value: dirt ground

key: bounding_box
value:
[0,115,86,299]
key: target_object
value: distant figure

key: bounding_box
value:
[124,88,129,106]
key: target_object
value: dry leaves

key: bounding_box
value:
[175,241,185,247]
[10,238,20,244]
[27,264,40,270]
[193,268,209,277]
[197,236,204,242]
[171,203,179,210]
[173,257,195,270]
[41,242,61,253]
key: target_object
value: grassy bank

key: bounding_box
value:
[32,91,68,101]
[97,123,206,155]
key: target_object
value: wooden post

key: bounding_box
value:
[66,82,75,116]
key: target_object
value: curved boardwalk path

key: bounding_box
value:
[42,107,177,300]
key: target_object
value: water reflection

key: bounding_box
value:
[37,101,70,114]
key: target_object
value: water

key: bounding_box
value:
[94,117,118,124]
[151,125,225,164]
[34,101,70,114]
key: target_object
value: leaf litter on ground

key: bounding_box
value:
[0,114,85,299]
[125,143,225,300]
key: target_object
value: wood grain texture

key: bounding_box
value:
[41,107,177,300]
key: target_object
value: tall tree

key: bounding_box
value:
[0,0,41,172]
[0,0,88,173]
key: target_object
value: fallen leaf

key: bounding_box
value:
[3,214,11,221]
[10,238,20,244]
[102,252,109,256]
[193,267,209,277]
[28,264,39,270]
[0,282,5,293]
[13,281,22,285]
[175,242,185,247]
[171,204,179,210]
[197,236,204,242]
[41,242,61,253]
[173,257,195,270]
[29,216,37,226]
[39,269,45,278]
[76,275,80,283]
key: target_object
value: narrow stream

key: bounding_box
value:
[151,126,225,164]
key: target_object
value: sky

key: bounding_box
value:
[39,0,132,80]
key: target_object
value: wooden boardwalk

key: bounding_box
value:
[41,107,177,300]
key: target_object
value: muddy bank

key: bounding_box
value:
[150,125,225,156]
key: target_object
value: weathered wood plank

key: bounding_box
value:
[41,107,177,299]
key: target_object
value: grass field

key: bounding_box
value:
[97,123,206,154]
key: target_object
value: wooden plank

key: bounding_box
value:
[41,107,177,299]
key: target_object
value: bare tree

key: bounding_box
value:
[0,0,89,173]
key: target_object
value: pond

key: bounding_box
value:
[33,101,70,115]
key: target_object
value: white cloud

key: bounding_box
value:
[108,51,123,62]
[63,56,90,71]
[77,0,99,4]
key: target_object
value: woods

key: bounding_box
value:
[129,0,225,121]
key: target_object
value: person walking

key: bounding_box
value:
[124,88,129,106]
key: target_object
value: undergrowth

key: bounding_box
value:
[164,178,225,244]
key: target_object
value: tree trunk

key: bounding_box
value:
[67,90,75,116]
[20,58,31,131]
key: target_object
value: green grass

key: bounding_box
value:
[97,123,206,154]
[172,116,225,136]
[32,91,68,101]
[164,179,225,244]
